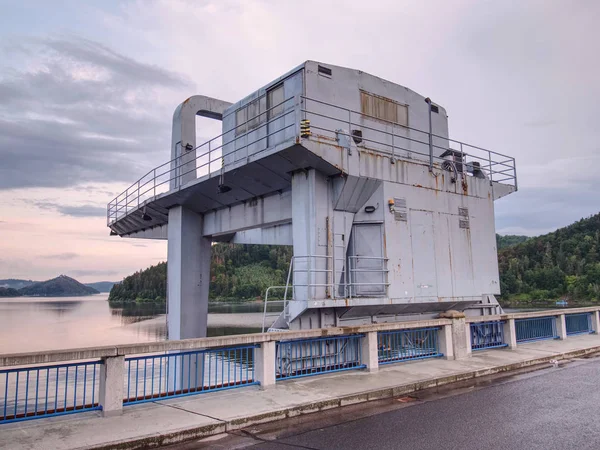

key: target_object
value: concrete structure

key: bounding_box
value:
[107,61,517,336]
[2,310,600,450]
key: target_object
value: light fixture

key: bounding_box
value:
[364,203,379,214]
[184,143,194,151]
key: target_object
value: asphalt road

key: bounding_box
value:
[168,356,600,450]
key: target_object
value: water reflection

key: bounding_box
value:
[0,294,273,353]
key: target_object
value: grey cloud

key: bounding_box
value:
[28,200,106,217]
[41,252,79,260]
[0,36,192,190]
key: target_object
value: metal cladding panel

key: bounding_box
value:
[349,223,385,296]
[303,61,450,162]
[410,210,438,298]
[222,68,304,166]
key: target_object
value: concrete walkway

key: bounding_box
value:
[2,334,600,450]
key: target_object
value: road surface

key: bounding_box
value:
[167,355,600,449]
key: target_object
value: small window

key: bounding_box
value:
[267,84,284,119]
[430,104,439,114]
[360,91,408,127]
[235,108,247,135]
[318,65,332,77]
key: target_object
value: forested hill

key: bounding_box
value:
[498,213,600,301]
[109,244,292,304]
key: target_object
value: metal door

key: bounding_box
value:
[349,223,385,296]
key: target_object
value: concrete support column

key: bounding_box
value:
[591,311,600,334]
[361,331,379,372]
[255,341,276,389]
[291,169,330,302]
[99,356,124,417]
[556,314,567,340]
[503,318,518,349]
[438,324,454,360]
[167,206,212,340]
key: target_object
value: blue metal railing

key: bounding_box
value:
[124,345,258,405]
[515,317,559,343]
[470,321,507,351]
[276,335,364,380]
[0,361,101,424]
[378,327,442,364]
[565,313,593,336]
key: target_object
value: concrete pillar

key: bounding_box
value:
[438,324,454,360]
[255,341,276,389]
[451,317,471,359]
[439,311,471,359]
[503,318,518,349]
[99,356,124,417]
[556,314,567,340]
[361,331,379,372]
[591,311,600,334]
[291,169,330,302]
[167,206,212,340]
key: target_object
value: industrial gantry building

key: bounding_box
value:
[107,61,517,340]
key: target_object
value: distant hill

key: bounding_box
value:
[496,234,530,250]
[0,279,36,290]
[498,213,600,302]
[19,275,99,297]
[85,281,116,293]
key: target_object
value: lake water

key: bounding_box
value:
[0,294,283,354]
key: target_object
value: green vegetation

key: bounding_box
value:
[498,213,600,304]
[108,243,292,305]
[496,234,529,250]
[0,287,21,297]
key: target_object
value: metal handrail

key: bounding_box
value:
[108,92,517,227]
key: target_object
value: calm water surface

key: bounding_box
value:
[0,294,282,354]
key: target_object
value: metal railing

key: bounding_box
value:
[124,345,257,405]
[515,317,559,343]
[0,360,101,424]
[289,255,389,301]
[301,95,517,189]
[565,313,593,336]
[107,95,299,225]
[377,328,442,364]
[275,335,364,380]
[108,93,516,227]
[470,321,507,351]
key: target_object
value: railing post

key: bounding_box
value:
[98,355,124,417]
[591,311,600,334]
[503,319,518,349]
[438,324,454,360]
[556,314,567,340]
[255,341,276,389]
[361,331,379,372]
[439,311,471,359]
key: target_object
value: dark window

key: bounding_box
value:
[430,104,439,114]
[318,65,332,77]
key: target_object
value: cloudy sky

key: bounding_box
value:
[0,0,598,283]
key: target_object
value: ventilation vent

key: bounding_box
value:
[394,197,408,222]
[458,207,469,217]
[430,104,439,114]
[318,65,332,77]
[459,219,470,229]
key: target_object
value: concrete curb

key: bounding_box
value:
[81,345,600,450]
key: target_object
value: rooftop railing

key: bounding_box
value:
[107,95,517,227]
